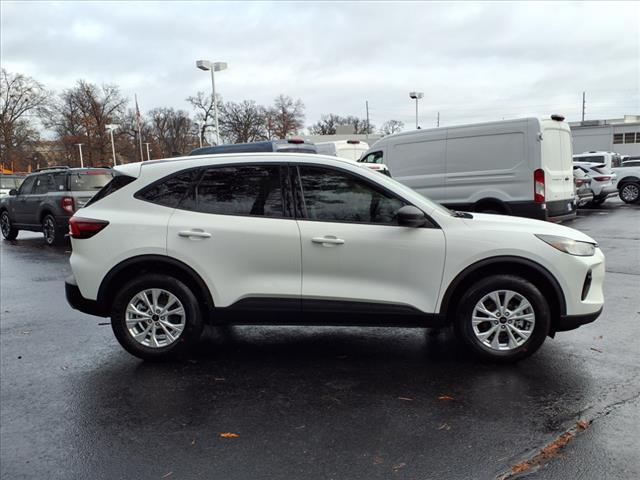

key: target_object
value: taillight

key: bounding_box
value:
[593,176,611,182]
[61,196,75,214]
[347,140,360,144]
[534,169,545,203]
[69,217,109,239]
[287,138,304,144]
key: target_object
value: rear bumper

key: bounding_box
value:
[509,199,577,222]
[65,275,107,317]
[555,307,602,332]
[593,186,618,200]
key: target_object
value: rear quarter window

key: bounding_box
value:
[68,170,114,191]
[136,170,201,208]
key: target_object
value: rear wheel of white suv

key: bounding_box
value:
[111,274,204,361]
[619,182,640,204]
[454,275,550,363]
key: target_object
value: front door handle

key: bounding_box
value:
[178,229,211,239]
[311,236,345,246]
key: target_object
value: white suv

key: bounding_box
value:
[65,154,605,362]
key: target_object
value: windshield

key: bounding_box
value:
[68,170,114,191]
[0,177,21,189]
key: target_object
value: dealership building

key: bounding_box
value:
[570,115,640,156]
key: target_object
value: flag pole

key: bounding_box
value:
[135,94,144,161]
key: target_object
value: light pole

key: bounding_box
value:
[409,91,424,129]
[196,60,228,145]
[106,124,120,166]
[144,142,151,161]
[75,143,84,168]
[195,121,203,148]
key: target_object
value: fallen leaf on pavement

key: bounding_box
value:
[590,347,603,353]
[191,439,196,446]
[219,432,239,438]
[437,423,451,430]
[393,462,406,471]
[161,472,173,479]
[577,420,589,430]
[438,395,455,401]
[397,397,414,401]
[373,456,384,465]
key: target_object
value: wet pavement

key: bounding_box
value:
[1,200,639,480]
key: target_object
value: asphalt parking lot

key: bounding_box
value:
[1,200,639,480]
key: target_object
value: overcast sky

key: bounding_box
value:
[2,0,639,131]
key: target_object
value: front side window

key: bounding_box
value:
[183,165,289,218]
[296,166,405,224]
[359,151,384,164]
[17,176,36,195]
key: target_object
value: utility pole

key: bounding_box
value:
[144,143,151,161]
[365,100,370,139]
[76,143,84,168]
[582,91,586,123]
[437,112,440,127]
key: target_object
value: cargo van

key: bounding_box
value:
[315,140,369,161]
[360,116,576,221]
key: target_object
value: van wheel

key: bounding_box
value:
[619,182,640,204]
[111,274,204,361]
[1,211,18,240]
[454,275,550,363]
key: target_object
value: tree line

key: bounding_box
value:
[0,69,404,170]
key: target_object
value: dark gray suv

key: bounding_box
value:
[0,166,114,245]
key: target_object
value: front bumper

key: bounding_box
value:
[555,307,603,332]
[65,275,107,317]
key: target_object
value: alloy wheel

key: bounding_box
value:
[1,213,10,237]
[126,289,186,348]
[621,184,640,203]
[471,290,536,351]
[43,217,56,244]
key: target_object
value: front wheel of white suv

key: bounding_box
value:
[111,274,204,361]
[454,275,550,363]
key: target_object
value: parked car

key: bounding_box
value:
[612,161,640,204]
[573,168,594,207]
[360,116,576,221]
[189,138,317,156]
[0,166,115,245]
[573,151,625,169]
[573,162,618,206]
[0,174,25,198]
[64,153,604,363]
[316,140,391,176]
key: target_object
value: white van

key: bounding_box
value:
[315,140,369,161]
[361,116,576,221]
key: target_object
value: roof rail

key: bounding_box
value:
[35,165,71,172]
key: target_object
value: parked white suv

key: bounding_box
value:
[65,153,605,363]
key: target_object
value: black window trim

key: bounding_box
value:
[134,162,296,220]
[291,162,439,229]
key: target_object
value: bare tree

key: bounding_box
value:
[309,113,375,135]
[41,80,128,166]
[218,100,267,143]
[0,69,49,171]
[380,119,404,135]
[268,95,305,139]
[148,107,197,157]
[186,91,220,145]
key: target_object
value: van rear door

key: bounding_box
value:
[540,121,574,203]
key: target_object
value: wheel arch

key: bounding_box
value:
[472,198,512,214]
[97,255,215,321]
[618,176,640,187]
[439,256,566,334]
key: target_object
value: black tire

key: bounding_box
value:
[111,274,204,361]
[590,197,606,207]
[0,211,18,240]
[619,182,640,204]
[453,275,550,363]
[42,214,63,246]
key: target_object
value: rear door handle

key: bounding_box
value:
[311,236,345,245]
[178,229,211,239]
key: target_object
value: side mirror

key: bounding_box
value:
[397,205,427,227]
[8,189,18,196]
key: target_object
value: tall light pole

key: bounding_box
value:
[409,92,424,129]
[106,124,120,166]
[196,60,228,145]
[76,143,84,168]
[144,142,151,161]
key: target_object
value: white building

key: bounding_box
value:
[570,115,640,156]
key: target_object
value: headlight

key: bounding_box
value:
[535,234,596,256]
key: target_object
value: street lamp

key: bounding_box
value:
[144,142,151,161]
[409,91,424,129]
[106,124,120,166]
[75,143,84,168]
[196,59,228,145]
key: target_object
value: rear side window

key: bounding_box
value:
[182,165,289,218]
[86,175,137,207]
[137,170,200,208]
[68,170,114,191]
